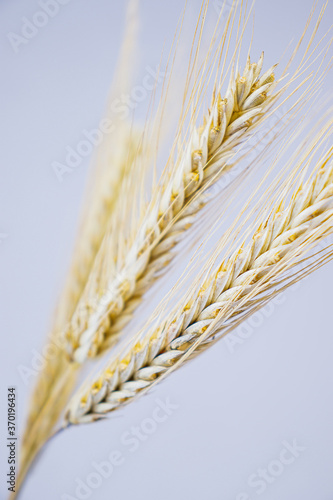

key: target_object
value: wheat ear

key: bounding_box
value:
[66,53,279,363]
[15,137,142,500]
[17,2,141,491]
[65,155,333,423]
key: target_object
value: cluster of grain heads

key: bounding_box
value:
[65,160,333,424]
[65,53,279,364]
[12,1,332,498]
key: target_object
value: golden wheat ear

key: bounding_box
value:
[14,1,331,497]
[65,113,333,424]
[63,0,325,365]
[66,53,280,362]
[64,0,332,365]
[16,0,142,494]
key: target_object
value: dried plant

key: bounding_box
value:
[17,1,142,489]
[66,52,280,364]
[13,1,332,498]
[65,126,333,423]
[62,0,330,365]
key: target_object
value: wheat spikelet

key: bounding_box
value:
[66,53,280,363]
[66,152,333,423]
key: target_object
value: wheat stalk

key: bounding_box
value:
[65,154,333,424]
[66,53,279,363]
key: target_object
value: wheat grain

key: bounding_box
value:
[66,156,333,423]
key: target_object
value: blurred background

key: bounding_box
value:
[1,1,333,499]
